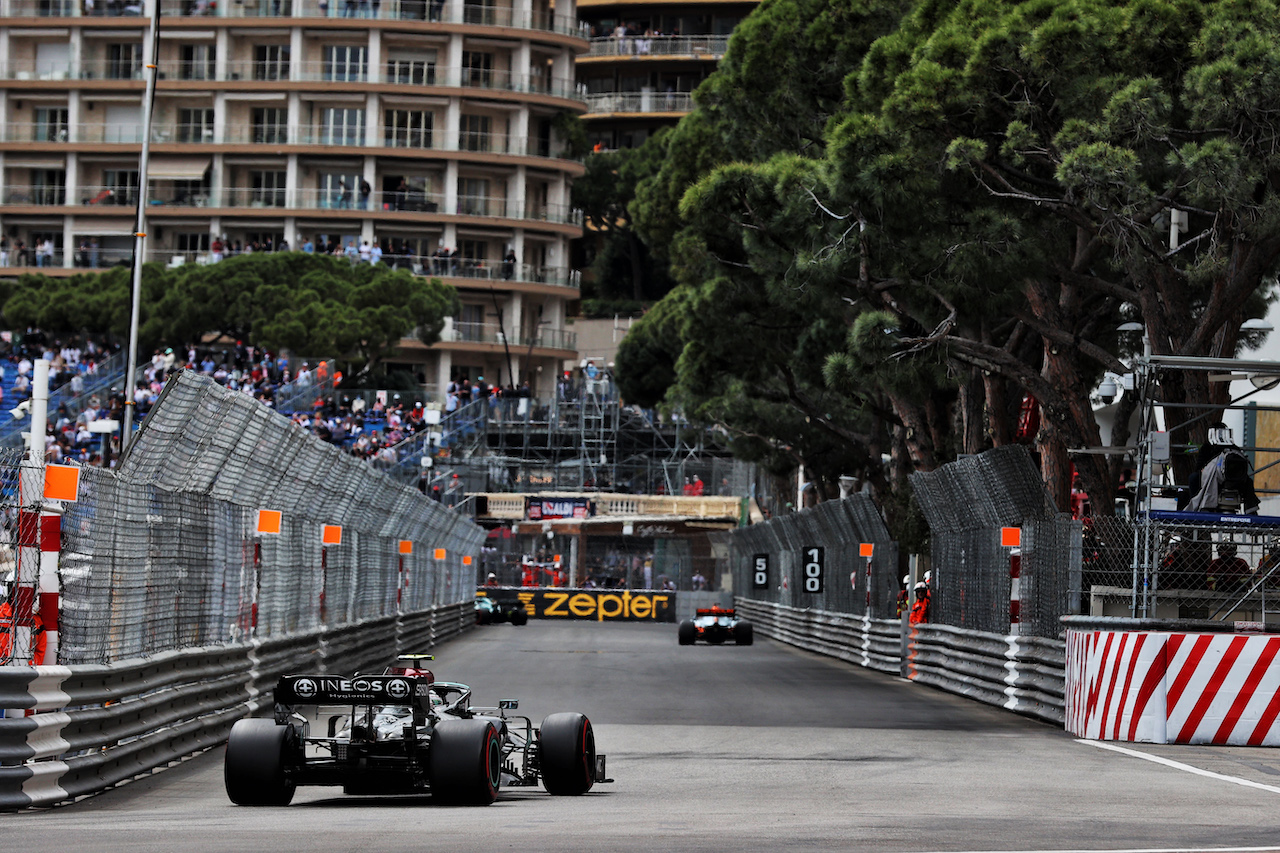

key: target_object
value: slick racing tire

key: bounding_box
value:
[540,712,596,796]
[429,718,502,805]
[677,620,697,645]
[225,719,296,806]
[735,620,754,646]
[509,608,529,626]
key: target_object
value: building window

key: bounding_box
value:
[179,44,215,80]
[32,170,66,205]
[319,172,360,208]
[321,108,365,146]
[459,114,491,152]
[385,57,434,85]
[323,45,367,82]
[33,107,68,142]
[384,110,432,148]
[250,171,287,207]
[457,177,490,216]
[172,178,209,205]
[462,0,496,25]
[103,170,139,205]
[177,233,211,252]
[459,239,488,276]
[177,108,215,143]
[107,43,142,79]
[253,45,290,81]
[461,51,492,87]
[252,108,289,144]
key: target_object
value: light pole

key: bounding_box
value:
[121,0,163,454]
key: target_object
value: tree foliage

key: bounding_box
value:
[2,253,459,378]
[619,0,1280,521]
[573,146,677,306]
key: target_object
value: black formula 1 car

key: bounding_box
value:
[677,605,753,645]
[475,593,529,626]
[224,655,608,806]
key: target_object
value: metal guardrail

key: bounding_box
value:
[906,623,1065,725]
[733,598,901,674]
[733,598,1066,725]
[0,602,471,810]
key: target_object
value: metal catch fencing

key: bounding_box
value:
[910,445,1080,639]
[54,370,483,665]
[715,494,899,618]
[1083,513,1280,622]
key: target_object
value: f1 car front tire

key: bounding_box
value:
[735,620,754,646]
[225,719,296,806]
[677,620,697,645]
[509,608,529,626]
[540,712,596,796]
[429,718,502,805]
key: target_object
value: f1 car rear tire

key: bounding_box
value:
[677,620,697,645]
[736,620,754,646]
[225,719,296,806]
[540,712,595,796]
[509,608,529,626]
[429,718,502,805]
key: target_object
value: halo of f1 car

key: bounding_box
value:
[224,655,609,806]
[677,605,753,645]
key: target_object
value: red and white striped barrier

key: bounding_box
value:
[1066,629,1280,745]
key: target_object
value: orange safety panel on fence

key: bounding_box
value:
[322,525,343,545]
[399,540,413,554]
[257,509,282,535]
[43,464,80,502]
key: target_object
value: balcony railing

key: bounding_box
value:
[3,0,142,15]
[583,91,694,114]
[0,246,583,290]
[584,34,729,58]
[0,60,583,102]
[0,0,583,36]
[0,122,574,160]
[2,184,583,225]
[444,320,576,350]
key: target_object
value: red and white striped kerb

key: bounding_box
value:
[1066,629,1280,745]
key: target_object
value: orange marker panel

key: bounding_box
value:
[257,509,283,535]
[1001,527,1022,548]
[43,464,80,502]
[322,525,343,545]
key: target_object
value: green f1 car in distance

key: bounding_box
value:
[224,655,608,806]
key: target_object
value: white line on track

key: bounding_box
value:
[914,848,1280,853]
[1076,737,1280,795]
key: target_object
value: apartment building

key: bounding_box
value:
[574,0,755,149]
[0,0,587,395]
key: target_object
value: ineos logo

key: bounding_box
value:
[386,679,410,699]
[294,678,317,698]
[352,678,372,692]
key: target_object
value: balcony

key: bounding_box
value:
[0,60,585,103]
[1,183,583,225]
[0,246,583,291]
[0,122,575,161]
[0,0,582,36]
[583,91,693,115]
[444,320,576,350]
[583,34,729,58]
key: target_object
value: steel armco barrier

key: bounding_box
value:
[0,602,471,810]
[905,623,1065,725]
[736,598,1065,725]
[733,598,902,674]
